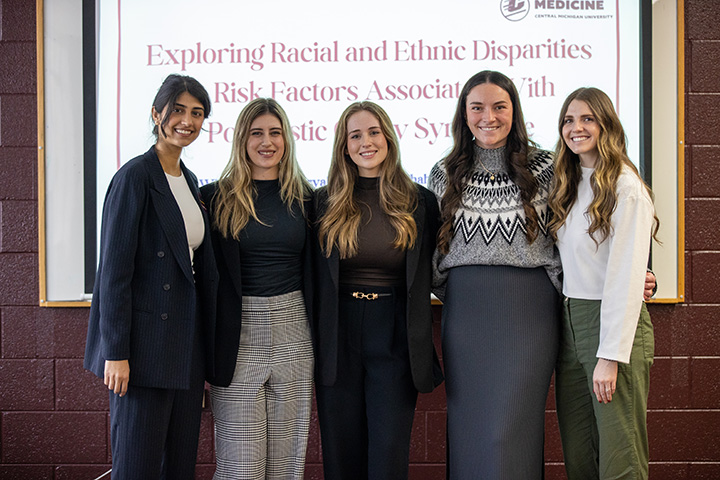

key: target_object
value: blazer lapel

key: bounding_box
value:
[329,248,340,292]
[145,149,195,284]
[220,234,244,298]
[202,182,244,299]
[406,191,425,289]
[316,191,341,292]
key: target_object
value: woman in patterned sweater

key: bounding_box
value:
[429,70,560,479]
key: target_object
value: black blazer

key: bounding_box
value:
[312,184,443,393]
[84,147,218,390]
[199,181,314,387]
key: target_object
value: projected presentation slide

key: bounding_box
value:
[96,0,640,198]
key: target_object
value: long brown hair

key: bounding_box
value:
[211,98,311,239]
[437,70,539,254]
[548,87,660,244]
[317,101,417,258]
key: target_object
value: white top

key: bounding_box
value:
[165,172,205,264]
[556,165,654,363]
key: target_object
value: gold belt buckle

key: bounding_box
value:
[352,291,379,300]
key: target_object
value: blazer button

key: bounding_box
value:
[163,284,171,291]
[161,313,168,320]
[157,251,165,258]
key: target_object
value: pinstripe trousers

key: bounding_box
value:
[108,324,205,480]
[210,290,314,480]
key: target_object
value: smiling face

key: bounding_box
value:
[465,83,513,150]
[152,91,205,152]
[246,113,285,180]
[562,99,601,168]
[345,110,388,178]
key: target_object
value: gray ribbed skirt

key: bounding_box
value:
[443,265,560,480]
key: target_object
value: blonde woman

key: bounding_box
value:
[549,87,660,479]
[313,101,443,479]
[200,98,314,480]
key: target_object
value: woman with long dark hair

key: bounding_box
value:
[429,70,562,478]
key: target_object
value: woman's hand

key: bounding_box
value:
[104,360,130,396]
[593,358,618,404]
[644,271,657,301]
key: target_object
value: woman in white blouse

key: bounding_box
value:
[548,87,660,480]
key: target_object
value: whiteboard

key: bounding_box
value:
[40,0,88,304]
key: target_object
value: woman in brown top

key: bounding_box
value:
[312,101,443,480]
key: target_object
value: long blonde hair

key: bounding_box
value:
[548,87,659,245]
[317,101,417,258]
[212,98,311,239]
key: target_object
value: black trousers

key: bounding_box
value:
[109,327,205,480]
[316,285,418,480]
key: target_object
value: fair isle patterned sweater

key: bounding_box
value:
[428,145,562,301]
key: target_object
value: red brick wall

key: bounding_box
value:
[1,1,718,478]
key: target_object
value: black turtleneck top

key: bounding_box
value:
[237,179,305,296]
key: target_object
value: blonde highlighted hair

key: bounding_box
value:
[211,98,311,239]
[317,101,418,258]
[548,87,659,244]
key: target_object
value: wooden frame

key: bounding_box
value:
[37,0,91,307]
[647,0,685,303]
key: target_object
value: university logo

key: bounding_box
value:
[500,0,530,21]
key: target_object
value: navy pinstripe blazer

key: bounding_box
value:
[84,147,218,390]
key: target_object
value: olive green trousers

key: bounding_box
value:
[556,298,654,480]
